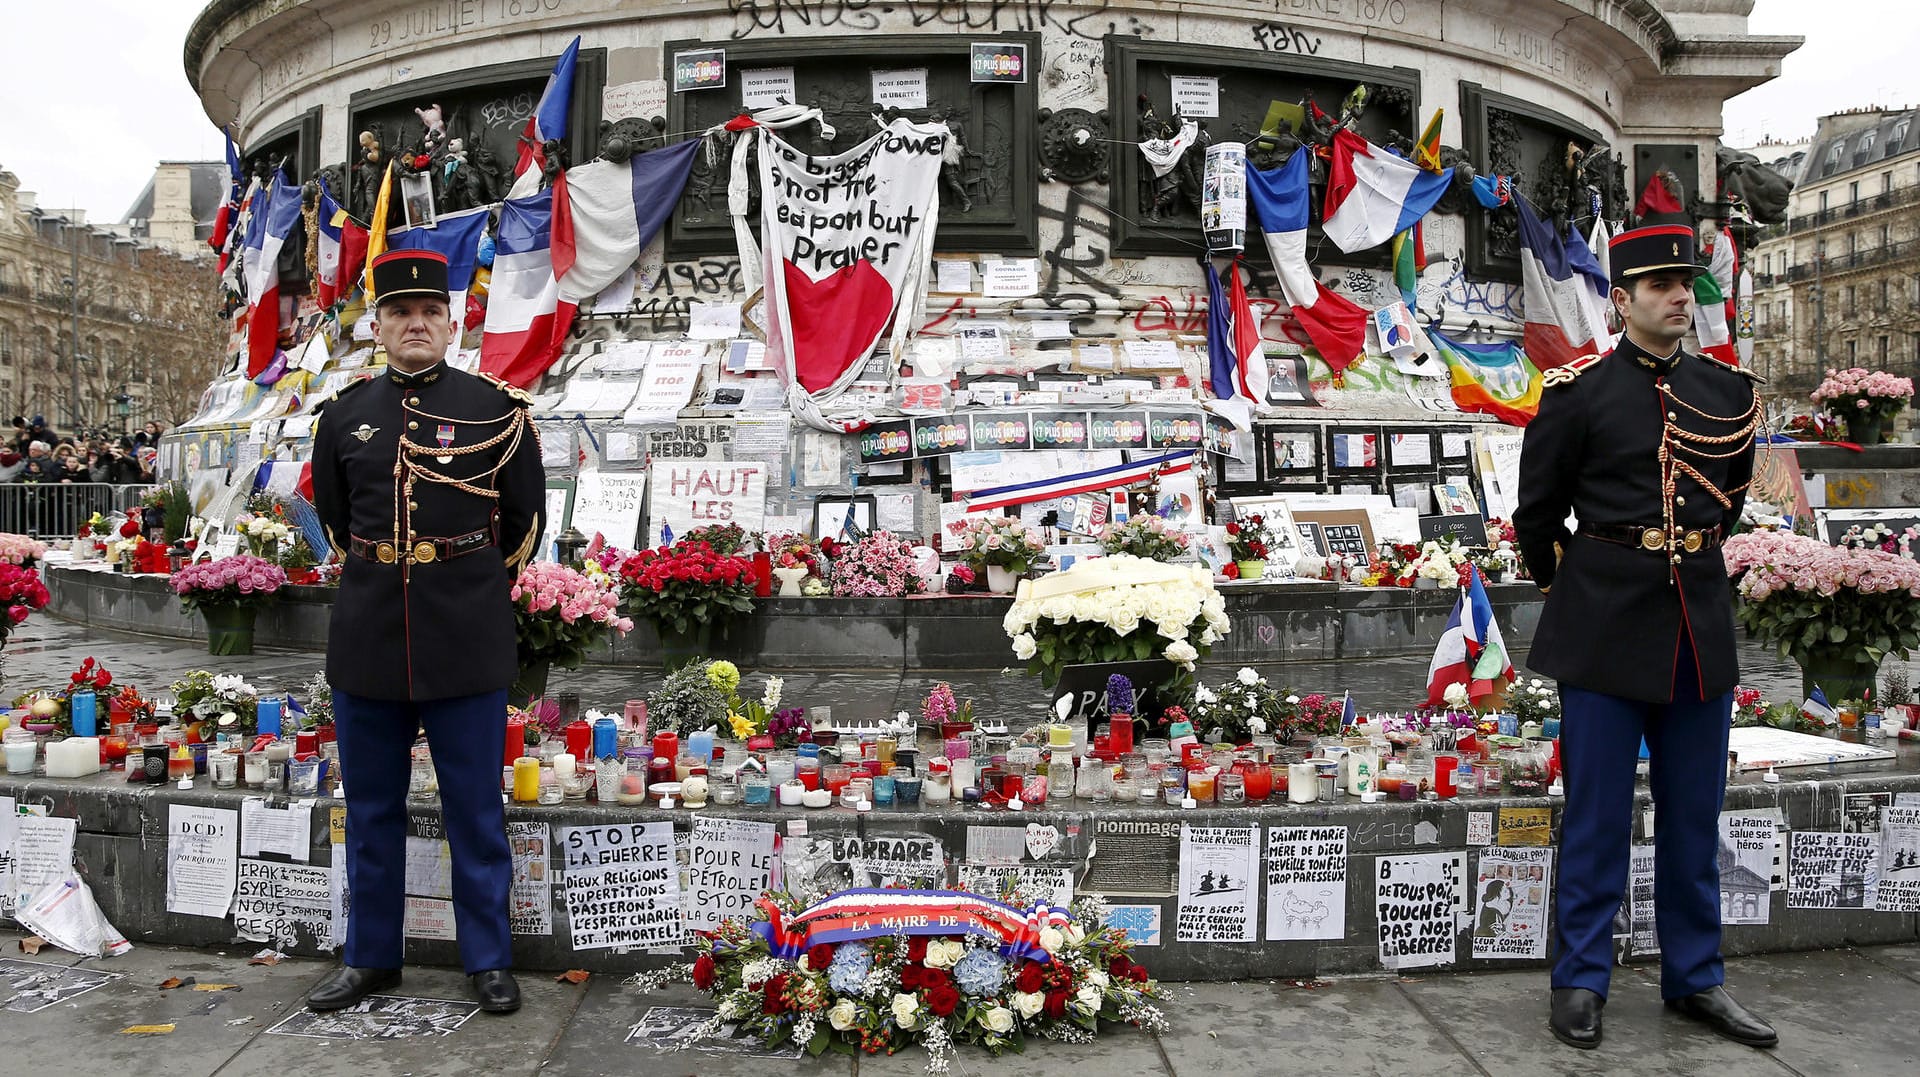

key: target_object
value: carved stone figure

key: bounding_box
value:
[539,138,567,189]
[936,110,974,213]
[1717,145,1794,224]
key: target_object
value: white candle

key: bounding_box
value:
[45,737,101,778]
[779,780,806,806]
[553,753,577,783]
[802,788,832,808]
[1288,762,1319,803]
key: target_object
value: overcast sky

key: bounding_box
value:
[0,0,1909,220]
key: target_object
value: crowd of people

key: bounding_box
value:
[1,415,165,485]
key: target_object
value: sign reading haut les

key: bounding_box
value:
[646,461,766,547]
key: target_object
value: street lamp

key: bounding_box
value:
[61,217,85,432]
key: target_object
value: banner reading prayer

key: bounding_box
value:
[736,117,945,432]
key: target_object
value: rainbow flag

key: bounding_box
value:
[1430,327,1542,427]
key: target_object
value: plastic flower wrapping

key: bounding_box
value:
[1003,554,1229,682]
[0,560,50,645]
[636,889,1165,1073]
[169,555,289,611]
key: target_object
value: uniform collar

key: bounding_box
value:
[388,361,446,389]
[1614,334,1684,376]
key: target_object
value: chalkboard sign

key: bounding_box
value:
[1053,659,1179,739]
[570,470,647,549]
[1419,513,1491,547]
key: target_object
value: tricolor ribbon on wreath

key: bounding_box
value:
[747,888,1073,964]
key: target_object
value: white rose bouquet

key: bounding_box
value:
[1002,554,1230,685]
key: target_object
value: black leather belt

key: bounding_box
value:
[1579,523,1725,554]
[351,529,493,565]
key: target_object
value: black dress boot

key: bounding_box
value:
[1666,986,1778,1047]
[1549,987,1604,1049]
[307,966,401,1011]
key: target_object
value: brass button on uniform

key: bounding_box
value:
[408,501,419,510]
[407,396,420,406]
[1666,411,1677,421]
[408,421,419,430]
[1675,495,1687,506]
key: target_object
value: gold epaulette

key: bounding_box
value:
[1541,353,1601,388]
[1695,352,1767,383]
[481,371,535,406]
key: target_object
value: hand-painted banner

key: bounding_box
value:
[858,409,1230,463]
[739,117,946,432]
[748,887,1071,964]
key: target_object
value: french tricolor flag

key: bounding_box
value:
[1246,151,1369,373]
[240,170,303,379]
[1425,565,1515,706]
[480,189,564,389]
[961,451,1197,512]
[1516,197,1614,370]
[1204,258,1267,404]
[313,177,349,308]
[552,138,701,317]
[508,36,581,199]
[1322,130,1452,253]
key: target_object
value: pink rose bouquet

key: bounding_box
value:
[170,554,288,612]
[830,530,926,598]
[511,560,634,672]
[1723,529,1920,670]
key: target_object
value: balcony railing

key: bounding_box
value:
[1789,183,1920,230]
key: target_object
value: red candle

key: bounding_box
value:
[752,552,774,598]
[1434,755,1459,798]
[1109,716,1134,754]
[504,718,527,765]
[1242,762,1274,801]
[651,732,680,765]
[295,731,319,756]
[1001,771,1025,801]
[565,719,592,759]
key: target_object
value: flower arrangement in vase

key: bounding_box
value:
[1223,515,1273,579]
[1724,529,1920,700]
[766,531,827,596]
[0,533,47,567]
[1190,668,1296,742]
[170,555,289,655]
[172,670,262,738]
[510,560,633,701]
[1811,367,1913,444]
[953,516,1045,593]
[647,659,733,736]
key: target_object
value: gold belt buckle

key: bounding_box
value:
[1639,527,1666,551]
[412,541,438,564]
[1683,530,1705,554]
[375,541,398,564]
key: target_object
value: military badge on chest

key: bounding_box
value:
[352,424,380,443]
[436,424,456,464]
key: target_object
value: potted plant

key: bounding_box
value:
[954,516,1046,594]
[921,681,976,740]
[140,481,192,543]
[646,659,731,736]
[1224,515,1274,580]
[1096,516,1191,562]
[830,530,927,597]
[1003,554,1230,686]
[617,540,756,669]
[1723,530,1920,700]
[1811,367,1914,445]
[509,560,633,702]
[169,554,289,655]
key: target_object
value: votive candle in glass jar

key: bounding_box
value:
[1242,762,1274,802]
[797,757,822,790]
[895,772,921,805]
[289,758,322,797]
[872,773,896,806]
[596,755,622,803]
[923,764,952,804]
[210,750,240,788]
[243,751,269,787]
[742,774,772,806]
[1288,761,1319,803]
[1216,772,1246,805]
[1187,768,1217,802]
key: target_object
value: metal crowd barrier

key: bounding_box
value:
[0,483,155,539]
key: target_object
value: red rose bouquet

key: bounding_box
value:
[618,540,757,638]
[0,562,50,648]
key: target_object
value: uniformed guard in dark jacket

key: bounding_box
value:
[1516,224,1775,1052]
[306,249,543,1016]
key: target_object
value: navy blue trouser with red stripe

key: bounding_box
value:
[333,688,512,975]
[1551,635,1734,999]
